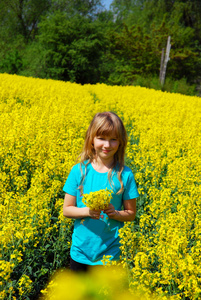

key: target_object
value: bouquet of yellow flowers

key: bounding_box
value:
[82,188,112,210]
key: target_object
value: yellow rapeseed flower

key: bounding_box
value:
[82,188,112,210]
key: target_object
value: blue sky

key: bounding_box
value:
[102,0,113,10]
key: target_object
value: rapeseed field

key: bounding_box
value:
[0,74,200,299]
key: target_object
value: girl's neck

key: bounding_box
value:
[91,157,114,173]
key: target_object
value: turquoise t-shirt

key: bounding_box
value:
[63,161,139,265]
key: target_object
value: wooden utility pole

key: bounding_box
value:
[160,36,171,86]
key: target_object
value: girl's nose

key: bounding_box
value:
[104,140,110,147]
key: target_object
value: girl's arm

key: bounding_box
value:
[63,193,101,219]
[104,198,136,222]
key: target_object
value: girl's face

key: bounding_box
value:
[93,135,120,162]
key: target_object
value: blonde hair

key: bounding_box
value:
[79,111,127,194]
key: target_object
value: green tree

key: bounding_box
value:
[50,0,102,17]
[0,0,51,74]
[0,0,51,42]
[107,0,200,84]
[35,12,107,83]
[107,22,167,85]
[0,0,104,76]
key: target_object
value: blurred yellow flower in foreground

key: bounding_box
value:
[40,266,158,300]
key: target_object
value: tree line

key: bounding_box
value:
[0,0,200,95]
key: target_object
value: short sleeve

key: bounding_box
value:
[63,164,80,196]
[123,171,139,200]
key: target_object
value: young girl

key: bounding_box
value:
[63,111,139,271]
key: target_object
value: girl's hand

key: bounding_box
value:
[104,203,117,219]
[89,208,101,219]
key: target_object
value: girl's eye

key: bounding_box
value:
[96,136,118,141]
[97,137,105,140]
